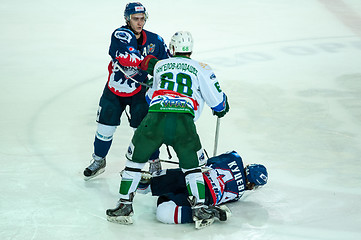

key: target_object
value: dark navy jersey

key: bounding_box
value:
[107,26,169,96]
[148,151,247,206]
[204,151,247,205]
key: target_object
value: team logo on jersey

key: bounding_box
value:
[114,30,132,43]
[127,46,137,53]
[199,62,211,70]
[210,73,216,80]
[160,96,188,108]
[147,43,155,54]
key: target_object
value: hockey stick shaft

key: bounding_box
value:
[160,159,179,165]
[114,62,151,88]
[213,117,220,156]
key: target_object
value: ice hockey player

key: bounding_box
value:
[137,151,268,226]
[83,2,170,180]
[105,31,230,229]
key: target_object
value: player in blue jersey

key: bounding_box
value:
[138,151,268,225]
[83,2,170,180]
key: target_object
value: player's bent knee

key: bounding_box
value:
[156,201,178,224]
[96,124,117,141]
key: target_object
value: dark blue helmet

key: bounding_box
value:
[245,164,268,186]
[124,2,148,22]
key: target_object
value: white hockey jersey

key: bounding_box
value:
[146,56,226,121]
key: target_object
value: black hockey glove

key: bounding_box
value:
[146,77,153,86]
[212,96,230,118]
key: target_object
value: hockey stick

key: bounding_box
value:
[114,62,151,88]
[160,159,179,164]
[213,117,221,156]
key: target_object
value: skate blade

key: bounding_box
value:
[219,205,232,221]
[107,215,133,225]
[83,168,105,181]
[194,218,215,229]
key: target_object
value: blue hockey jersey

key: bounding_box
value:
[204,151,247,205]
[107,26,169,96]
[145,151,249,225]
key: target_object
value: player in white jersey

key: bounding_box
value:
[106,31,229,229]
[146,51,228,121]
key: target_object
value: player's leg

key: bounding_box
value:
[148,168,187,196]
[172,114,205,203]
[106,160,145,224]
[155,190,231,225]
[171,114,214,229]
[106,113,163,224]
[156,194,193,224]
[84,86,125,180]
[130,89,161,173]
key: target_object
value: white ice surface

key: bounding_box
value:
[1,0,361,239]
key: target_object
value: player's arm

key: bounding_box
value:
[211,94,229,118]
[156,35,171,60]
[110,32,167,72]
[198,65,230,118]
[108,28,143,66]
[116,53,159,76]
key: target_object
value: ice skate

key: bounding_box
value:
[148,158,161,174]
[83,154,106,181]
[208,205,232,221]
[192,204,215,229]
[137,171,152,194]
[106,199,134,225]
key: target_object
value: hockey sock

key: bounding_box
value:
[94,137,112,158]
[119,160,146,199]
[183,168,206,204]
[93,124,116,158]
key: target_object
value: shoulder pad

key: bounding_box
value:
[157,35,165,43]
[113,28,134,43]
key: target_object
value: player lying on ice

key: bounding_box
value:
[136,150,268,226]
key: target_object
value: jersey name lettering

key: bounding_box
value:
[156,62,198,76]
[228,160,245,193]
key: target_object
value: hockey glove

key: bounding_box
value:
[140,55,159,74]
[115,52,142,67]
[212,96,230,118]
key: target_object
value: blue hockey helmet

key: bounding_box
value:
[124,2,148,22]
[245,164,268,187]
